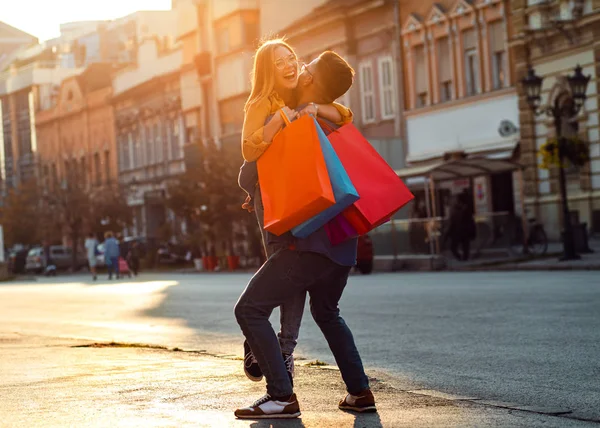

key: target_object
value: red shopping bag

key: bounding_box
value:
[325,214,358,246]
[258,112,335,236]
[323,121,414,235]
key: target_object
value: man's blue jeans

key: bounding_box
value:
[234,249,369,398]
[108,257,120,279]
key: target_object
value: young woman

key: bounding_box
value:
[239,38,354,386]
[241,38,351,162]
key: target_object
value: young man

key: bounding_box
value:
[238,50,355,387]
[234,51,376,419]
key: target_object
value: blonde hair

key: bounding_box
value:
[244,37,297,112]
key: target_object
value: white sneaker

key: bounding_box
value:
[234,393,301,419]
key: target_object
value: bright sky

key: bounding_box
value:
[0,0,172,42]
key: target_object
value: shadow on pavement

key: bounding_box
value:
[353,412,383,428]
[250,419,306,428]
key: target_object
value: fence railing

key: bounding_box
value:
[371,211,524,260]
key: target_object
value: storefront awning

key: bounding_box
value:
[395,157,523,182]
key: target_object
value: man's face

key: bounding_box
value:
[298,57,320,91]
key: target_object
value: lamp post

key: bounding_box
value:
[521,65,590,261]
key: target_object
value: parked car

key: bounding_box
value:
[8,246,30,274]
[156,242,190,265]
[356,235,374,274]
[25,246,86,273]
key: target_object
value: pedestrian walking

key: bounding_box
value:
[127,241,141,277]
[84,232,99,281]
[103,231,120,280]
[446,191,476,261]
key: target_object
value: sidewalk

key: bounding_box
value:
[450,239,600,271]
[0,334,594,427]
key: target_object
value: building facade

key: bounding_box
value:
[0,41,83,192]
[35,63,118,192]
[511,0,600,239]
[175,0,219,150]
[112,37,186,239]
[276,0,406,170]
[399,0,520,217]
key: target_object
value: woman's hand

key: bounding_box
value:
[280,106,299,124]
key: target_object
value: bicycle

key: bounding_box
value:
[509,215,548,256]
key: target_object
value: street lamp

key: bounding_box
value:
[521,64,590,261]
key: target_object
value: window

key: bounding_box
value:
[171,117,182,160]
[154,123,163,163]
[378,56,395,120]
[80,157,86,187]
[219,96,245,136]
[437,37,453,102]
[127,132,134,170]
[51,163,58,189]
[1,97,14,187]
[441,81,453,103]
[463,29,479,96]
[134,129,142,169]
[64,160,70,185]
[559,1,572,20]
[94,153,101,185]
[489,21,506,90]
[414,45,428,107]
[104,150,110,184]
[16,91,31,156]
[465,49,479,96]
[43,165,49,189]
[358,61,375,124]
[121,134,130,172]
[216,27,230,54]
[145,124,154,165]
[244,19,259,46]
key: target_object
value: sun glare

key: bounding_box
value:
[1,0,171,42]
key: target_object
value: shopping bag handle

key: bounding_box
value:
[279,108,292,126]
[316,118,338,134]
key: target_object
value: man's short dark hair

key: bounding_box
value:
[314,51,355,103]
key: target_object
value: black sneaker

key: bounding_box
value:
[234,393,301,419]
[283,353,294,387]
[243,340,263,382]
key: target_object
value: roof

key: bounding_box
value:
[283,0,373,34]
[0,21,38,41]
[395,157,523,182]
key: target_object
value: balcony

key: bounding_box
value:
[112,44,183,97]
[213,0,258,21]
[0,62,83,96]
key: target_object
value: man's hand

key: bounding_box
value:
[298,102,319,118]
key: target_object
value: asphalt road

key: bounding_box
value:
[143,271,600,423]
[2,271,599,423]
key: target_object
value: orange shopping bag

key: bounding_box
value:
[257,111,335,236]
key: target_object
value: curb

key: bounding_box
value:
[71,340,600,424]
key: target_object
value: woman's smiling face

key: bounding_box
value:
[272,45,298,92]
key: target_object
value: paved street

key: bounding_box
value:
[1,271,599,424]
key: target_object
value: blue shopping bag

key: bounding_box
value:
[291,117,359,238]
